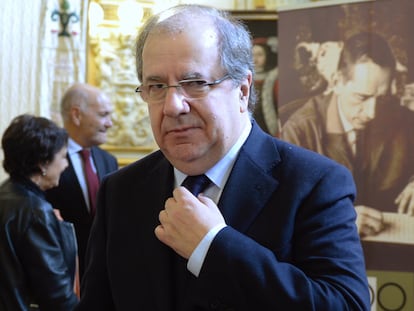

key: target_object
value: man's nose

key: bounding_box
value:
[163,87,190,116]
[105,116,113,128]
[363,97,377,120]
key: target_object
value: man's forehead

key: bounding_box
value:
[347,62,392,85]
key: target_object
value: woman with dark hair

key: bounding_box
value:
[0,114,79,310]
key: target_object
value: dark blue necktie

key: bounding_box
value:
[181,174,212,196]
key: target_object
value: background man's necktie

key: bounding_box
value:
[346,130,359,156]
[79,149,99,216]
[181,174,212,196]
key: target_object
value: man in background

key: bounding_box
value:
[46,83,118,278]
[281,32,414,237]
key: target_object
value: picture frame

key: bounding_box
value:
[229,10,278,38]
[230,10,279,136]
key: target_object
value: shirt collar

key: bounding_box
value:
[337,96,354,132]
[68,138,84,155]
[175,121,252,189]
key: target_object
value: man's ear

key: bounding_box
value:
[332,71,345,93]
[71,106,82,126]
[239,71,252,112]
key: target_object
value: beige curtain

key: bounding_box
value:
[0,0,88,182]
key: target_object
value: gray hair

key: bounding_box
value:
[135,4,257,112]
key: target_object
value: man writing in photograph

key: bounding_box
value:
[282,32,414,237]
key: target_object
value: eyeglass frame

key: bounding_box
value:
[135,75,231,102]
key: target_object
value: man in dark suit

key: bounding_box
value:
[76,5,370,311]
[46,83,118,279]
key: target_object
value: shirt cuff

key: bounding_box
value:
[187,223,227,277]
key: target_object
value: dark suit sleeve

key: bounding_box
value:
[75,177,116,311]
[199,163,369,311]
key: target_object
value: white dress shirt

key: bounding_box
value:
[67,138,97,213]
[337,98,357,154]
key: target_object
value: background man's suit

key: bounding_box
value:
[76,123,369,311]
[46,146,118,278]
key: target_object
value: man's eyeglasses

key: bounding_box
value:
[135,75,230,103]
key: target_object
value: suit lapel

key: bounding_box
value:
[62,157,85,201]
[90,147,106,181]
[219,123,280,232]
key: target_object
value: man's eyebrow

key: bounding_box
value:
[181,72,203,80]
[143,72,204,83]
[145,76,163,83]
[354,92,373,99]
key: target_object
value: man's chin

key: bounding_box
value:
[164,144,204,163]
[94,134,107,145]
[353,122,368,131]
